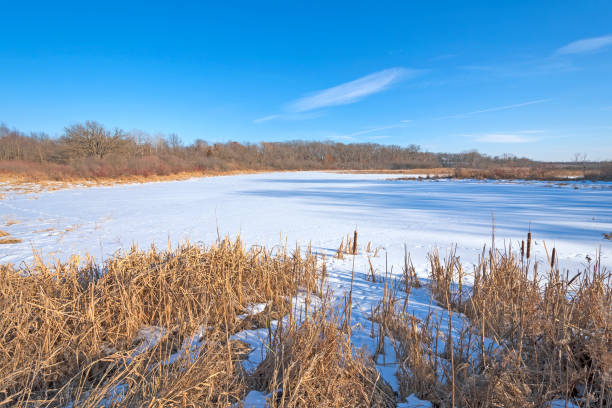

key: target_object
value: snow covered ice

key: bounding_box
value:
[1,171,610,271]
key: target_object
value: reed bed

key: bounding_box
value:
[251,310,396,408]
[0,238,322,407]
[374,236,611,407]
[1,233,610,407]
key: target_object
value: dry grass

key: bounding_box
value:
[0,169,294,197]
[373,236,612,407]
[0,237,21,244]
[335,230,359,259]
[451,167,585,180]
[0,238,321,407]
[252,311,396,407]
[0,230,9,237]
[0,237,399,407]
[1,232,610,407]
[336,168,452,176]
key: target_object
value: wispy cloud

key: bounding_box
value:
[441,99,550,119]
[469,130,544,144]
[331,123,408,141]
[254,68,418,123]
[253,111,322,124]
[458,35,611,80]
[253,115,281,123]
[475,133,537,144]
[555,35,612,55]
[461,58,577,78]
[287,68,417,113]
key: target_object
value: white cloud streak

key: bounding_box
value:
[331,123,409,141]
[253,115,280,123]
[470,130,544,144]
[253,111,322,124]
[442,99,550,119]
[475,134,536,143]
[287,68,416,112]
[556,35,612,55]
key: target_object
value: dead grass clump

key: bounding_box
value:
[0,237,320,407]
[370,276,440,403]
[251,311,396,407]
[0,237,21,244]
[368,236,610,406]
[76,334,252,407]
[336,230,359,259]
[451,166,578,180]
[0,229,8,237]
[420,238,612,406]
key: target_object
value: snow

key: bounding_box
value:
[398,394,434,407]
[2,171,610,406]
[545,400,580,408]
[1,172,609,271]
[241,390,269,408]
[231,327,273,372]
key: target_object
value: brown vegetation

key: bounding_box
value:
[0,238,22,244]
[0,238,315,406]
[373,239,611,407]
[252,312,396,407]
[2,122,610,184]
[0,229,20,244]
[0,237,397,407]
[451,167,589,180]
[1,233,609,407]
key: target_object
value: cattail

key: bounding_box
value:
[551,247,556,268]
[352,230,358,255]
[521,240,525,258]
[526,232,532,259]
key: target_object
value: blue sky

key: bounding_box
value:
[1,1,611,161]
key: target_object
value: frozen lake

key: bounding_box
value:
[1,171,611,273]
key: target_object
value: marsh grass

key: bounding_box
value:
[1,233,610,407]
[0,237,21,244]
[251,310,396,407]
[0,236,399,407]
[0,238,322,406]
[374,236,611,407]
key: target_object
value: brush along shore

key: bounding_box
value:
[0,235,609,407]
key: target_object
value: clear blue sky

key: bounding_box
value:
[1,1,611,161]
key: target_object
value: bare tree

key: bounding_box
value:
[62,121,127,159]
[573,152,587,163]
[167,133,183,153]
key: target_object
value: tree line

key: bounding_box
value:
[0,121,609,180]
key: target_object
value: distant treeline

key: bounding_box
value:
[1,121,610,180]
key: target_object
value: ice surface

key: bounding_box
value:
[1,172,609,272]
